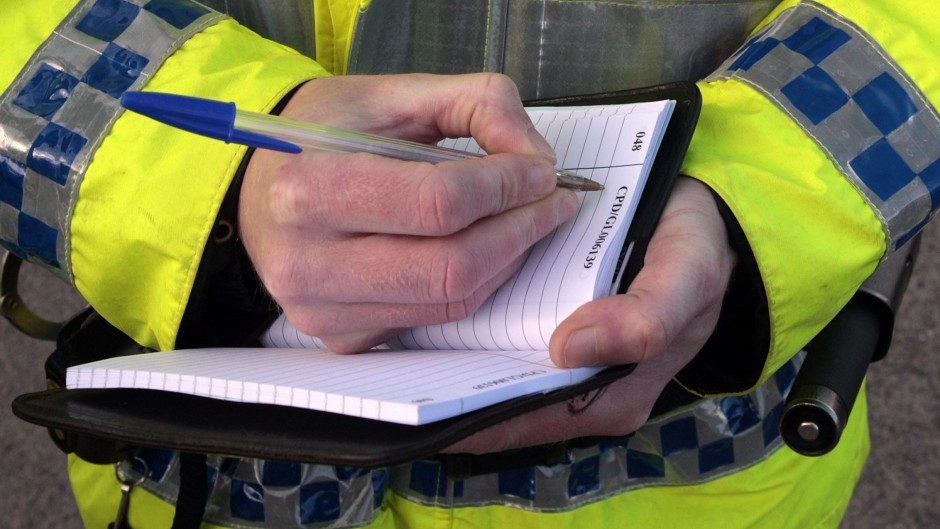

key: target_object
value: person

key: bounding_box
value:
[1,0,936,527]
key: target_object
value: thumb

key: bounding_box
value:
[549,177,735,368]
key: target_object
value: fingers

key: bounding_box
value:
[256,149,561,235]
[253,73,562,239]
[283,73,557,162]
[281,252,530,341]
[264,190,578,306]
[424,73,557,161]
[550,178,736,368]
[238,73,580,353]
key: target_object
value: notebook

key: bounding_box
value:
[66,98,676,426]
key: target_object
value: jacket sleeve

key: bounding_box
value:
[676,0,940,395]
[0,1,330,350]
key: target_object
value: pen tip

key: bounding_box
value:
[556,170,605,192]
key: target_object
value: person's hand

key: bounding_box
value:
[444,177,737,453]
[238,73,579,353]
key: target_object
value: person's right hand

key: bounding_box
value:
[238,73,579,353]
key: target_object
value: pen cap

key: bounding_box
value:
[120,92,301,153]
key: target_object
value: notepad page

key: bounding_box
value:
[65,348,604,425]
[263,99,674,352]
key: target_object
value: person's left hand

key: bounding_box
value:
[444,177,737,453]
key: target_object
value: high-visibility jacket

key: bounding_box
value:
[2,1,937,527]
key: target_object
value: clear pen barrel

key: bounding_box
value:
[233,110,478,164]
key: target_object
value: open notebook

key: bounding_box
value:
[67,98,676,425]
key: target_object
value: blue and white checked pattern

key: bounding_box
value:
[394,357,797,510]
[0,0,223,278]
[707,1,940,251]
[130,357,800,526]
[128,448,388,527]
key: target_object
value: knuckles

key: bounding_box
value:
[442,288,489,323]
[471,73,523,108]
[265,160,321,226]
[257,256,302,303]
[424,247,487,307]
[616,308,671,365]
[414,167,472,236]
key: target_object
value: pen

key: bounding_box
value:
[120,91,604,192]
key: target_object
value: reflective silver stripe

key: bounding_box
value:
[127,451,388,528]
[130,356,799,525]
[0,0,224,278]
[393,354,798,511]
[706,1,940,251]
[346,0,783,100]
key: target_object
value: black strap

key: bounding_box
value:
[170,453,208,529]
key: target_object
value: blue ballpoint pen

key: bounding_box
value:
[120,91,604,191]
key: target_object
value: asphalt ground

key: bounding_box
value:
[1,222,938,528]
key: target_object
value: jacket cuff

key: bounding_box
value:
[175,151,278,349]
[176,84,307,348]
[671,191,768,397]
[679,78,885,393]
[69,18,329,350]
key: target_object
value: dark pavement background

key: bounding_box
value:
[1,222,938,528]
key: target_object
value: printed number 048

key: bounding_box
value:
[632,131,646,152]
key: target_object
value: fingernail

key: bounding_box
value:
[557,189,580,222]
[563,327,599,367]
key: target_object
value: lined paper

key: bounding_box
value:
[66,348,604,425]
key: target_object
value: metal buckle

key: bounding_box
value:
[0,252,67,340]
